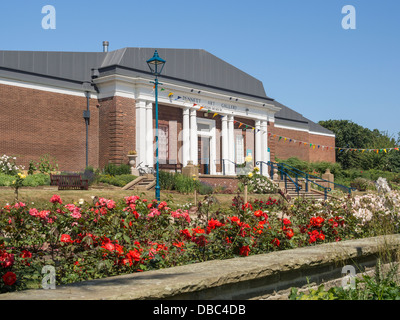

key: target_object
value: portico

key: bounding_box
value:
[121,78,278,176]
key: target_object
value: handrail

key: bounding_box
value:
[274,161,356,194]
[255,161,273,177]
[273,161,331,200]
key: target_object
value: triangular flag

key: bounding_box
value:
[239,123,243,128]
[168,92,174,97]
[279,136,282,141]
[213,112,218,118]
[199,106,204,110]
[160,88,165,91]
[193,104,197,107]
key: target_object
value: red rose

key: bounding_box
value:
[50,195,63,204]
[60,234,71,243]
[239,245,250,256]
[3,271,16,286]
[0,251,15,268]
[254,210,263,217]
[271,238,280,247]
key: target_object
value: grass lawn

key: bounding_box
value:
[0,186,281,209]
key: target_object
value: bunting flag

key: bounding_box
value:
[156,85,400,153]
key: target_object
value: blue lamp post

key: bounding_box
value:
[147,50,166,202]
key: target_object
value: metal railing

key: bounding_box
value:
[275,161,356,195]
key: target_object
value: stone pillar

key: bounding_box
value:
[135,100,147,167]
[221,115,229,175]
[227,114,235,175]
[190,108,198,165]
[322,169,334,190]
[255,119,261,168]
[145,101,154,168]
[182,107,190,167]
[261,120,269,176]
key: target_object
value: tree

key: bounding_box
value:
[318,120,399,171]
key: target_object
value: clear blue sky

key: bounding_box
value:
[1,0,399,138]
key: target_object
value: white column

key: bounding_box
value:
[261,120,270,176]
[145,101,154,168]
[210,125,217,175]
[182,107,190,167]
[221,115,229,175]
[135,100,147,167]
[227,114,235,175]
[255,120,262,166]
[190,108,198,165]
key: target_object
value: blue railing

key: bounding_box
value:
[256,161,302,196]
[274,161,356,195]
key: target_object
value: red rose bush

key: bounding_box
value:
[0,192,399,293]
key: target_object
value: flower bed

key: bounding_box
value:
[1,190,400,293]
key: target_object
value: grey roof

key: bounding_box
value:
[273,100,334,136]
[0,50,106,83]
[0,48,271,101]
[0,46,333,136]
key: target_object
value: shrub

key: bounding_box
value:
[0,173,50,187]
[0,155,24,175]
[198,182,214,195]
[36,154,58,174]
[350,178,370,191]
[238,168,277,194]
[159,171,175,190]
[97,174,136,187]
[103,163,131,176]
[159,172,200,194]
[174,173,200,194]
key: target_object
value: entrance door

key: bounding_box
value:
[198,136,210,174]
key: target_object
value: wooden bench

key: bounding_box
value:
[50,174,89,190]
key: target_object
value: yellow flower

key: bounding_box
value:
[248,172,253,178]
[21,174,26,179]
[245,155,253,162]
[12,180,15,184]
[254,167,260,172]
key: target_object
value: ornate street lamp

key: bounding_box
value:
[147,50,166,202]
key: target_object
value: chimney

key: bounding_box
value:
[103,41,109,52]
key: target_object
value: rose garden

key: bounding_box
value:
[1,154,400,299]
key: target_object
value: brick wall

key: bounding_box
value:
[98,96,136,169]
[269,123,336,163]
[0,83,99,171]
[309,133,336,162]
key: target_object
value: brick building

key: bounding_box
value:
[0,44,335,175]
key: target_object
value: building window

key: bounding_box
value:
[236,135,244,164]
[159,125,169,164]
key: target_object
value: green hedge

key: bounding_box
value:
[159,171,201,194]
[96,174,137,187]
[0,173,50,187]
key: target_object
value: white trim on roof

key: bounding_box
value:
[0,77,98,98]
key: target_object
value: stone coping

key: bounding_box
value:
[1,234,399,300]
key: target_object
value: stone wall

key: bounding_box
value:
[2,234,399,300]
